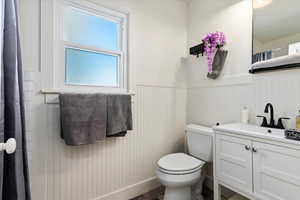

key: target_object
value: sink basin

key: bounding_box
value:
[213,123,287,141]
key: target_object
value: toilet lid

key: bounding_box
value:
[157,153,204,172]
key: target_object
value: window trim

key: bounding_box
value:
[41,0,129,93]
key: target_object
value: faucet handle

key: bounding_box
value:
[279,117,290,120]
[277,117,290,129]
[256,115,268,127]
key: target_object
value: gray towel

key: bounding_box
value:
[207,49,228,79]
[107,94,133,137]
[59,93,107,146]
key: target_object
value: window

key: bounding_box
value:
[65,48,118,86]
[52,0,128,91]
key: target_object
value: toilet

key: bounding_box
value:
[156,124,213,200]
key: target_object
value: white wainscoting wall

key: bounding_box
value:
[29,85,186,200]
[186,0,300,129]
[19,0,188,199]
[23,71,35,165]
[187,70,300,128]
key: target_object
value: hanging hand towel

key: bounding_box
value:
[59,93,107,146]
[106,94,133,137]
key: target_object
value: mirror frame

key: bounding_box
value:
[250,0,300,74]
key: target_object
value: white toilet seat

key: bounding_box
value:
[157,153,205,175]
[158,165,203,175]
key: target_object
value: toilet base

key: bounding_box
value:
[164,186,191,200]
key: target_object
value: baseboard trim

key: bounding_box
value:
[95,177,160,200]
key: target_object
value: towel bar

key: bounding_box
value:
[40,89,135,104]
[40,89,136,96]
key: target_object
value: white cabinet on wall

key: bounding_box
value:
[213,124,300,200]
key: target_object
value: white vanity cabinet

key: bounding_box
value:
[215,135,253,193]
[252,142,300,200]
[213,124,300,200]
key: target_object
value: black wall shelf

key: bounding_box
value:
[249,63,300,74]
[190,43,205,57]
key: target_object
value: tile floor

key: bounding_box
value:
[130,186,227,200]
[130,187,164,200]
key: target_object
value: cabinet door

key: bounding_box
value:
[253,142,300,200]
[216,134,253,193]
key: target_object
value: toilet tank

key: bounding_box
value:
[186,124,213,162]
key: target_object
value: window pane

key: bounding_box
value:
[65,48,118,87]
[64,7,119,51]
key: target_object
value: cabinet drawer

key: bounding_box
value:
[253,142,300,200]
[216,134,253,193]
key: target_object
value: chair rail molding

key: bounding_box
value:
[188,74,253,89]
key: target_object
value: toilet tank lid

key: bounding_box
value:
[186,124,213,135]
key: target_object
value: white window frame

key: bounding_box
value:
[41,0,129,93]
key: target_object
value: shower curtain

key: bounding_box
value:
[0,0,31,199]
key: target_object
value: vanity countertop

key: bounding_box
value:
[213,123,300,146]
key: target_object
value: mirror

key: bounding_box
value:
[251,0,300,73]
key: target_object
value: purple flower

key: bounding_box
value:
[203,32,226,73]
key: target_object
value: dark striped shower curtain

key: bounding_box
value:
[0,0,31,199]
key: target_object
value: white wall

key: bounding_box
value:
[253,39,264,55]
[254,33,300,57]
[187,0,300,129]
[87,0,188,88]
[187,0,252,84]
[20,0,300,199]
[19,0,188,199]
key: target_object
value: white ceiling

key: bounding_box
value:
[254,0,300,43]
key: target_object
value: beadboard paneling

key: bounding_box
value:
[187,70,300,129]
[253,70,300,128]
[30,85,187,200]
[187,81,255,126]
[23,71,34,165]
